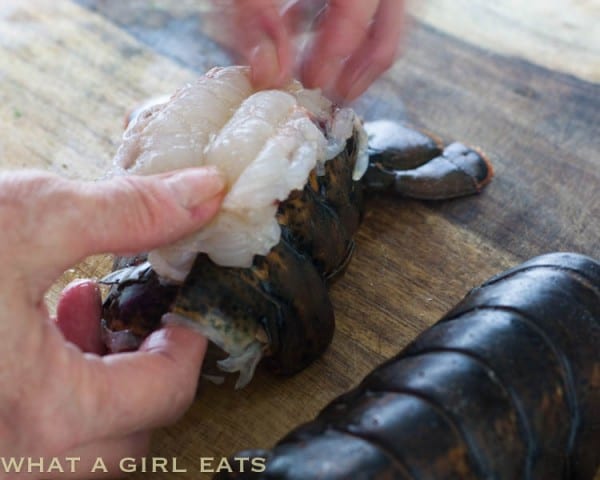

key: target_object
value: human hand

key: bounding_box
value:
[0,167,224,478]
[213,0,406,102]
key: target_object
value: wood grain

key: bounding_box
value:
[0,0,198,302]
[0,1,598,479]
[409,0,600,83]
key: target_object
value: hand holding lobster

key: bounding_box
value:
[0,168,223,476]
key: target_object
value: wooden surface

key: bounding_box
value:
[1,1,598,478]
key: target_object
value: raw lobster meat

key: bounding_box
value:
[213,252,600,479]
[100,67,493,388]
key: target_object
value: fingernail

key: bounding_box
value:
[163,167,226,211]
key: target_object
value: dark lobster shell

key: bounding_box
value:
[101,120,493,379]
[102,131,365,375]
[214,252,600,479]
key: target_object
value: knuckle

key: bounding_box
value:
[0,171,54,220]
[116,177,165,235]
[0,171,68,251]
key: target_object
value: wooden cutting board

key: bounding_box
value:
[0,1,598,479]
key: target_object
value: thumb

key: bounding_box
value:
[81,167,226,256]
[85,325,209,439]
[0,167,225,289]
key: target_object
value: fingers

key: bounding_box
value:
[72,167,225,257]
[218,0,295,89]
[55,279,106,355]
[302,0,379,96]
[78,325,207,442]
[213,0,404,98]
[15,300,205,458]
[280,0,326,37]
[247,5,295,89]
[32,325,205,452]
[336,0,405,100]
[0,167,225,294]
[302,0,404,102]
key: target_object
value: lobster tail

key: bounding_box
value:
[100,77,494,387]
[435,252,600,479]
[101,130,364,383]
[215,252,600,479]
